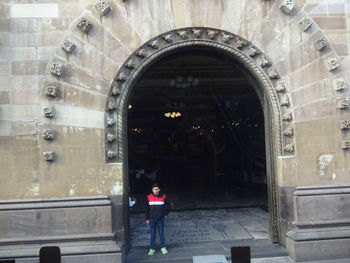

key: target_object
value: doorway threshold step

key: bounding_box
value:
[126,239,288,263]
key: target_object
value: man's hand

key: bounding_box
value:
[146,220,150,224]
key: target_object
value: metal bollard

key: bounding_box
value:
[39,246,61,263]
[231,246,251,263]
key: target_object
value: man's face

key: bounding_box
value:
[152,187,160,195]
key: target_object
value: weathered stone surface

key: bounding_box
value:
[51,105,104,128]
[313,16,346,30]
[11,4,59,18]
[37,46,56,60]
[10,47,36,61]
[287,185,350,261]
[11,75,42,105]
[0,91,10,104]
[1,3,350,263]
[0,196,114,238]
[57,82,106,111]
[0,77,9,91]
[11,61,46,75]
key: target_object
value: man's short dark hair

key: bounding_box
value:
[152,183,160,189]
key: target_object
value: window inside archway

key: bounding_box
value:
[127,49,267,211]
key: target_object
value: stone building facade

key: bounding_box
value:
[0,0,350,262]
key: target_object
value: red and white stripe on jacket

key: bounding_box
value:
[146,193,169,219]
[147,193,166,205]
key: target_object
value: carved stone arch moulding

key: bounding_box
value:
[105,27,296,163]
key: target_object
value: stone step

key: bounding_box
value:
[125,239,288,263]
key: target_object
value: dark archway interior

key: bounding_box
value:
[128,49,267,211]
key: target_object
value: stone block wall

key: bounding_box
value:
[287,185,350,261]
[0,0,350,261]
[0,1,124,199]
[0,195,122,262]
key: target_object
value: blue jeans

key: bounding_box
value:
[149,218,165,249]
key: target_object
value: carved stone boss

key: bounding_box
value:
[327,57,340,71]
[313,36,328,51]
[337,98,349,110]
[341,140,350,150]
[77,18,93,33]
[43,106,55,118]
[341,120,350,130]
[280,0,296,15]
[284,143,295,153]
[45,86,57,98]
[62,40,76,54]
[43,129,55,140]
[298,17,313,32]
[43,151,55,161]
[334,79,347,92]
[283,127,294,137]
[95,0,112,16]
[50,63,63,77]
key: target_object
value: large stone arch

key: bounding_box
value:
[103,27,295,243]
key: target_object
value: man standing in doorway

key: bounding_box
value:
[145,183,170,256]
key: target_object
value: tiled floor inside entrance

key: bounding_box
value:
[126,207,288,263]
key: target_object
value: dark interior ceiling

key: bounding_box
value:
[129,51,257,117]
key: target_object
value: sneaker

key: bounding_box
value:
[148,249,155,256]
[160,247,168,255]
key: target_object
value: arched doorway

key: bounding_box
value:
[128,49,267,211]
[105,28,286,249]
